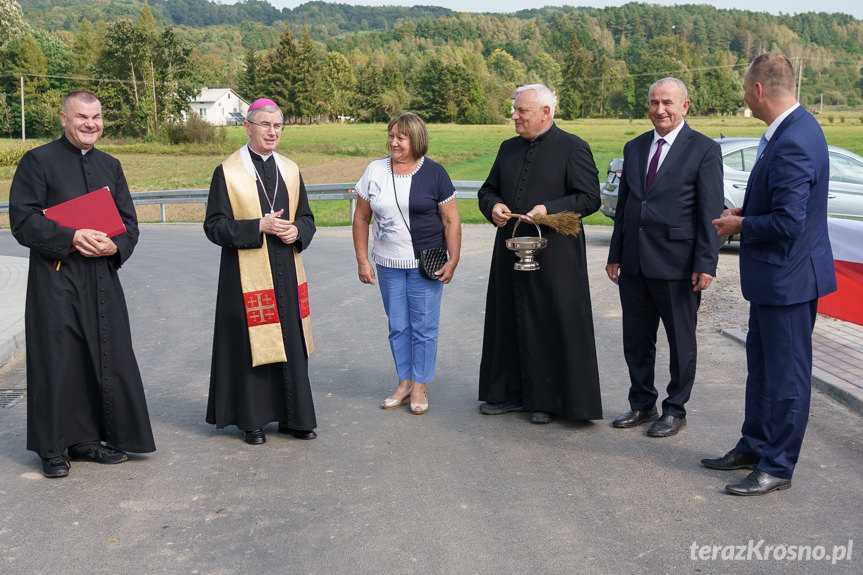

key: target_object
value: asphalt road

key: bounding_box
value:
[0,224,860,574]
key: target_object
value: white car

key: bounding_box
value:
[599,137,863,225]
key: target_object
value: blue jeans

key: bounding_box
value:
[377,266,443,384]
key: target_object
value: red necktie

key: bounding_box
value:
[646,138,665,189]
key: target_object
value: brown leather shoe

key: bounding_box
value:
[726,470,791,496]
[646,414,686,437]
[611,406,658,428]
[701,449,759,470]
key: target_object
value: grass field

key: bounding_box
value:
[3,114,863,227]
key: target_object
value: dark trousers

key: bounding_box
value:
[736,300,817,479]
[619,273,700,418]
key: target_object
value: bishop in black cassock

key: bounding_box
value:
[204,99,317,445]
[477,85,603,424]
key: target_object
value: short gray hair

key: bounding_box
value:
[648,77,688,101]
[515,84,556,118]
[246,105,283,124]
[63,90,100,112]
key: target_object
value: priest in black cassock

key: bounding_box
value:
[477,84,603,425]
[204,98,317,445]
[9,91,155,478]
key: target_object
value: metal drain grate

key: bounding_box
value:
[0,389,25,408]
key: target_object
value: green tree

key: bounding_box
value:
[0,0,28,50]
[238,47,263,102]
[322,51,356,118]
[99,18,153,136]
[527,53,561,90]
[153,26,197,122]
[72,19,102,79]
[293,28,324,122]
[266,26,299,118]
[8,34,50,94]
[413,57,478,123]
[25,89,63,137]
[486,48,525,85]
[32,30,73,82]
[355,62,408,122]
[559,39,596,119]
[0,92,12,136]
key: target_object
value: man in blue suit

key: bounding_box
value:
[707,53,836,495]
[606,77,724,438]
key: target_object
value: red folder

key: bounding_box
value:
[44,187,127,239]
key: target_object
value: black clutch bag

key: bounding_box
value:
[419,246,448,280]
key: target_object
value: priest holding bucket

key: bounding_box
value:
[477,84,603,425]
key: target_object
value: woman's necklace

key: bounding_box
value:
[252,161,279,215]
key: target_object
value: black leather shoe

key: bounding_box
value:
[278,424,317,440]
[611,406,658,428]
[479,401,525,415]
[725,469,792,496]
[701,449,759,470]
[243,428,266,445]
[68,443,128,464]
[531,411,553,424]
[646,414,686,437]
[42,456,70,478]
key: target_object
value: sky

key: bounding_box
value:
[264,1,863,20]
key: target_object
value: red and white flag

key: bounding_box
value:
[819,218,863,326]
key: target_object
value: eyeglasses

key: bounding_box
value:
[247,121,284,132]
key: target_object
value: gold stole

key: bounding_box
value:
[222,148,314,367]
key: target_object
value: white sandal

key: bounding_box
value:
[382,389,412,410]
[410,394,428,415]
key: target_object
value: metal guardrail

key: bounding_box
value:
[1,181,482,223]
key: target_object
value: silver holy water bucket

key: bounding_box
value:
[505,219,548,271]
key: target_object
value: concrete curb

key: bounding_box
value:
[0,255,27,369]
[0,319,25,368]
[720,327,863,416]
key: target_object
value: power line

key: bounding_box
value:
[0,73,163,86]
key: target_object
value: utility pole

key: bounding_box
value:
[19,75,25,142]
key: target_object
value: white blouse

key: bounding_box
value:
[355,157,424,269]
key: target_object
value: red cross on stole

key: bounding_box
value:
[244,289,280,327]
[298,282,310,319]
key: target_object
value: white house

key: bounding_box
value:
[190,88,250,125]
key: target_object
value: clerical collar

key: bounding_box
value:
[529,122,555,142]
[249,148,273,162]
[61,134,94,155]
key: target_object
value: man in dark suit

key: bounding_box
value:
[707,53,836,495]
[606,77,724,438]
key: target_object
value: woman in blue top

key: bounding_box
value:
[352,113,461,414]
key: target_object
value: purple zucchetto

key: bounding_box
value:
[248,98,279,111]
